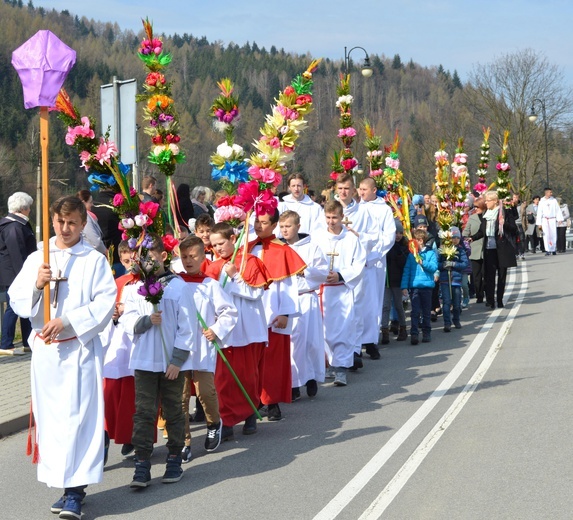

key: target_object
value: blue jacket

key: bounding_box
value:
[401,246,438,290]
[438,243,469,286]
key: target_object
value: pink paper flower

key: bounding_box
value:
[341,158,358,171]
[369,169,384,177]
[79,150,92,171]
[496,162,510,171]
[94,138,118,165]
[113,193,125,207]
[269,137,281,148]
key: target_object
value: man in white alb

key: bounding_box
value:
[278,173,323,235]
[536,187,564,255]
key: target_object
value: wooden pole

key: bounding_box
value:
[40,106,50,325]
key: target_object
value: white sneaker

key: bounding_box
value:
[325,367,335,379]
[12,347,25,356]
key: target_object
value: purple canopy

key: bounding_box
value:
[11,30,76,109]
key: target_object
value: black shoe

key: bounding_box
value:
[292,387,301,401]
[453,321,462,329]
[485,301,495,308]
[497,301,504,308]
[221,425,234,442]
[267,403,282,421]
[121,443,135,458]
[444,326,451,332]
[130,459,151,488]
[306,379,318,397]
[162,454,183,483]
[350,352,363,371]
[422,334,431,343]
[476,298,483,303]
[430,312,438,322]
[242,414,257,435]
[205,421,223,451]
[410,335,419,345]
[364,343,380,360]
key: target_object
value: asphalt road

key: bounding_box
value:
[1,252,571,520]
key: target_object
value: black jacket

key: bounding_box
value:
[386,237,410,287]
[0,213,37,287]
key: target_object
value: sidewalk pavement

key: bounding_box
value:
[0,343,31,438]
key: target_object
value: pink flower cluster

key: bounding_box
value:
[369,169,384,177]
[140,38,162,56]
[338,127,357,138]
[248,165,282,187]
[214,205,246,224]
[276,104,300,121]
[65,117,95,145]
[236,180,278,216]
[95,138,118,165]
[385,157,400,169]
[453,153,468,164]
[496,162,510,171]
[214,107,239,124]
[341,158,358,171]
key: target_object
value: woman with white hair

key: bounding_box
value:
[0,191,37,355]
[469,191,517,309]
[191,186,214,218]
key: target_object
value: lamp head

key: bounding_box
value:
[361,56,373,77]
[528,105,538,123]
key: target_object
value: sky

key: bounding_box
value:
[38,0,573,87]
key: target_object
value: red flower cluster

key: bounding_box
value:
[146,72,166,87]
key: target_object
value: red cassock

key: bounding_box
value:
[248,236,306,405]
[205,254,269,426]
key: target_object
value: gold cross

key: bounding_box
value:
[51,269,68,308]
[341,216,353,227]
[326,251,339,272]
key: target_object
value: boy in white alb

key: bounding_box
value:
[205,223,269,440]
[312,200,366,387]
[122,234,198,489]
[177,235,238,460]
[278,210,328,399]
[9,196,116,519]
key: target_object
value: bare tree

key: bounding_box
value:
[465,49,573,198]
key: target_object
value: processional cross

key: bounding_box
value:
[326,251,339,272]
[50,269,68,308]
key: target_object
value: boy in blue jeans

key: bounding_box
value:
[401,229,438,345]
[438,226,469,332]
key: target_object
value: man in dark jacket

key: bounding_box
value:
[0,192,36,354]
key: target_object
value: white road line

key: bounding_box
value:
[312,267,522,520]
[359,263,528,519]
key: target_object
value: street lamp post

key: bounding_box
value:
[343,46,373,77]
[528,98,550,187]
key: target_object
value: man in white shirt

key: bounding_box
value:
[536,187,564,255]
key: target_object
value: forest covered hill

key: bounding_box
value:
[1,0,571,213]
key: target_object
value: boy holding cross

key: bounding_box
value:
[9,196,117,519]
[312,200,366,386]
